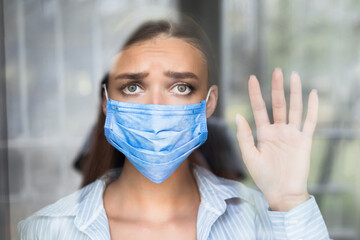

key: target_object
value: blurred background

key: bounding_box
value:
[1,0,360,239]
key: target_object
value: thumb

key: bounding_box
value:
[236,114,259,167]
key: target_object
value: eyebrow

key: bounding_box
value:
[165,71,199,80]
[114,72,149,81]
[113,71,199,81]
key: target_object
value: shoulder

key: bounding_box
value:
[17,215,75,239]
[17,179,103,239]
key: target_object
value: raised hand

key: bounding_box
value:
[236,68,318,212]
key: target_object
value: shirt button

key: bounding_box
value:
[287,218,299,226]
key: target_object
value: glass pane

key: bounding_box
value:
[5,0,178,238]
[222,0,360,239]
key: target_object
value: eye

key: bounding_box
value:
[123,84,143,95]
[172,84,192,95]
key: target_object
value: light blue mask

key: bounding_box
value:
[103,85,211,183]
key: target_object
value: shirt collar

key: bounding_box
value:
[32,169,118,234]
[73,169,120,230]
[33,165,251,230]
[193,165,252,215]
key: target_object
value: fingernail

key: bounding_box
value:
[275,67,282,71]
[312,89,317,93]
[235,114,240,125]
[291,71,298,75]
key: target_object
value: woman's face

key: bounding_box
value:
[106,36,213,106]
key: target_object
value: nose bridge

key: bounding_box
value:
[148,85,166,105]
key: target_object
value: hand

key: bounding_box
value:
[236,68,318,212]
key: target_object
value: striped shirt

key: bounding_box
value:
[18,165,330,239]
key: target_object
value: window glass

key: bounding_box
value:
[222,1,360,239]
[5,0,178,238]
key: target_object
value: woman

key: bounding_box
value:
[18,17,330,239]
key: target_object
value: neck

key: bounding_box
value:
[103,158,200,223]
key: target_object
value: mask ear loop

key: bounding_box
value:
[102,84,109,100]
[206,86,213,102]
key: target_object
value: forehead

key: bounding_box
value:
[111,37,207,76]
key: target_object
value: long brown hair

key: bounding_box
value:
[79,73,125,186]
[80,17,217,187]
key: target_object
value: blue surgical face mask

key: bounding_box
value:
[103,85,211,183]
